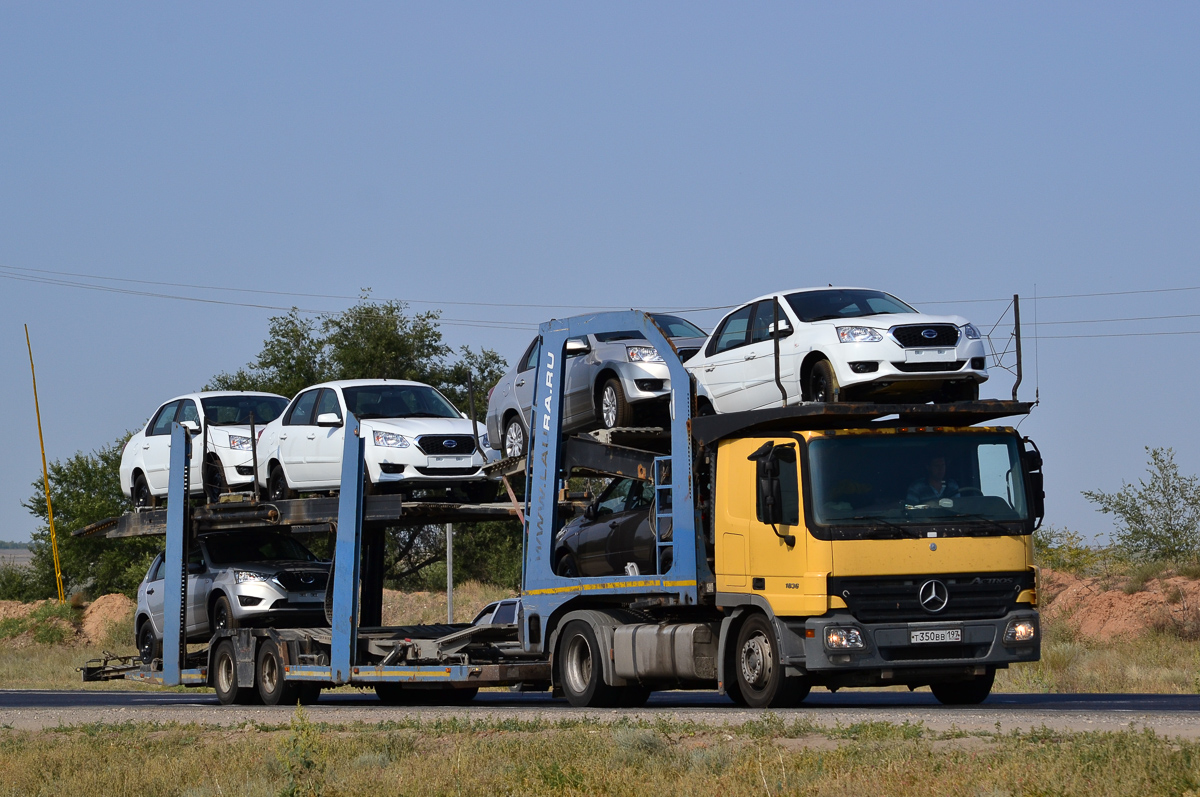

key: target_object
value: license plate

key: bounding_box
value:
[910,628,961,644]
[905,348,956,363]
[432,456,469,465]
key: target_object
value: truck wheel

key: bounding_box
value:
[137,621,161,665]
[375,683,413,705]
[256,638,300,706]
[213,640,255,706]
[557,620,620,708]
[504,417,526,458]
[808,360,840,403]
[617,686,652,708]
[268,464,295,501]
[930,669,995,705]
[734,613,806,709]
[600,379,633,429]
[133,473,157,510]
[212,595,238,633]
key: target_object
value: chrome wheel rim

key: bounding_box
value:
[740,631,773,690]
[217,652,235,694]
[602,387,618,428]
[504,422,524,458]
[563,634,593,696]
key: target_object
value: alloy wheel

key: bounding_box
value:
[602,386,618,428]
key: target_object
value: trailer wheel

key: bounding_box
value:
[213,640,255,706]
[930,669,995,705]
[557,620,620,708]
[256,638,300,706]
[137,621,161,665]
[734,613,807,709]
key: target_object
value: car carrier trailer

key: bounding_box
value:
[84,309,1044,708]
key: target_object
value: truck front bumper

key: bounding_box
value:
[790,609,1039,672]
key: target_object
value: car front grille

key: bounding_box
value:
[274,570,329,592]
[892,360,967,373]
[891,324,960,348]
[416,435,478,455]
[414,466,481,477]
[828,572,1030,624]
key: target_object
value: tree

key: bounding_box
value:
[1083,447,1200,562]
[22,435,161,598]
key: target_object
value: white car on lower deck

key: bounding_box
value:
[255,379,493,502]
[685,287,988,412]
[120,391,290,507]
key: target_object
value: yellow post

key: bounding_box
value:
[25,325,65,603]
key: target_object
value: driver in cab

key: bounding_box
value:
[906,455,960,506]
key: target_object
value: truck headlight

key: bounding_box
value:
[374,431,410,448]
[825,627,865,649]
[1003,619,1037,644]
[626,346,664,363]
[227,435,252,451]
[234,571,269,584]
[961,323,981,340]
[836,327,883,343]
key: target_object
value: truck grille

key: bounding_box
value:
[274,570,329,592]
[891,324,960,348]
[828,571,1030,624]
[416,435,478,455]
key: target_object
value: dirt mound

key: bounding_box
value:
[1039,568,1200,639]
[81,593,135,645]
[0,601,39,623]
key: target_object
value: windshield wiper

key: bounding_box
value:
[944,513,1020,535]
[847,516,921,539]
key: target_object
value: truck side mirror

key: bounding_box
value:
[1027,471,1045,527]
[1022,449,1042,473]
[748,441,797,545]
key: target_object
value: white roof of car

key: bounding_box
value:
[165,390,287,402]
[742,286,902,304]
[304,379,436,390]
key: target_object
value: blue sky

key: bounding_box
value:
[1,3,1197,543]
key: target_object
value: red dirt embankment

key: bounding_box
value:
[1039,568,1200,639]
[0,594,135,646]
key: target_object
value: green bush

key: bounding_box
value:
[1033,526,1107,575]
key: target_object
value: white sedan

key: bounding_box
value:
[255,379,494,502]
[120,392,290,507]
[685,287,988,411]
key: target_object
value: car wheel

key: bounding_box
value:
[930,669,995,705]
[556,620,620,708]
[808,360,840,403]
[555,552,579,578]
[503,416,526,458]
[734,613,808,708]
[137,621,161,665]
[213,639,256,705]
[203,457,224,504]
[212,595,239,633]
[268,464,295,501]
[132,473,157,510]
[600,379,634,429]
[256,638,300,706]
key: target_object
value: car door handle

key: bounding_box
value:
[306,433,316,440]
[515,379,526,387]
[279,434,288,440]
[704,367,715,372]
[142,444,150,450]
[146,588,154,595]
[744,354,757,360]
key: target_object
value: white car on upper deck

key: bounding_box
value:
[685,287,988,412]
[255,379,493,502]
[120,392,290,507]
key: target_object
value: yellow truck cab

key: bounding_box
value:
[698,414,1043,707]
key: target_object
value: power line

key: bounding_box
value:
[918,284,1200,305]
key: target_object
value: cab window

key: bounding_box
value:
[149,401,181,436]
[285,390,320,426]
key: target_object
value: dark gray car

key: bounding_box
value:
[485,314,706,457]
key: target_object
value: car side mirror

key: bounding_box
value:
[187,562,205,574]
[180,421,200,434]
[316,413,343,428]
[565,338,591,356]
[768,320,793,338]
[583,503,597,521]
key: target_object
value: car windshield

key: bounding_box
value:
[785,289,917,323]
[204,532,319,565]
[201,396,289,425]
[592,315,705,344]
[807,432,1028,533]
[342,384,460,420]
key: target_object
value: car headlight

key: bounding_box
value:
[227,435,252,451]
[836,327,884,343]
[626,346,664,363]
[962,323,981,340]
[479,431,490,449]
[825,627,865,649]
[374,431,410,448]
[234,570,269,584]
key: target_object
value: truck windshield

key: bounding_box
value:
[807,432,1028,535]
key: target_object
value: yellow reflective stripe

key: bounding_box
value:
[524,579,697,596]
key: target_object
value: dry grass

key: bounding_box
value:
[1,711,1198,797]
[381,581,514,626]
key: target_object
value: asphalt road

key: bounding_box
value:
[4,689,1199,735]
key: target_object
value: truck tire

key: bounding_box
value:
[930,669,994,705]
[256,638,300,706]
[213,639,256,706]
[600,379,633,429]
[557,620,620,708]
[808,360,840,403]
[733,613,808,709]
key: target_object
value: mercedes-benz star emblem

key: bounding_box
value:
[921,328,938,339]
[919,579,949,613]
[443,439,458,449]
